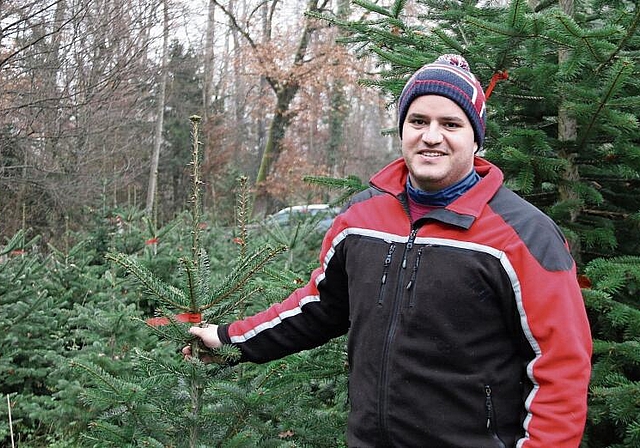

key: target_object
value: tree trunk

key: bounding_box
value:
[557,0,581,262]
[203,0,215,123]
[145,0,170,217]
[326,0,350,178]
[252,0,319,214]
[252,86,298,215]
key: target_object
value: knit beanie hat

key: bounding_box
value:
[397,54,486,148]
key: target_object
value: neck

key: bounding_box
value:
[406,170,480,207]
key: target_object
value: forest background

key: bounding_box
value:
[1,0,640,447]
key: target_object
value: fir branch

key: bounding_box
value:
[204,244,286,311]
[196,249,212,305]
[389,0,408,19]
[351,0,395,18]
[234,176,252,260]
[578,59,633,149]
[145,213,184,241]
[1,254,41,287]
[140,313,191,346]
[48,239,85,267]
[583,209,629,219]
[370,45,426,70]
[465,15,526,39]
[0,290,50,333]
[532,0,557,13]
[502,0,529,32]
[83,421,131,446]
[553,12,618,63]
[592,340,640,364]
[0,229,26,256]
[143,215,156,238]
[303,174,367,206]
[596,7,640,73]
[432,28,466,54]
[72,359,137,400]
[483,0,531,70]
[262,265,306,290]
[181,257,199,312]
[73,359,170,442]
[205,284,263,323]
[106,252,189,311]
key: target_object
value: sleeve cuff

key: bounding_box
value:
[217,323,232,345]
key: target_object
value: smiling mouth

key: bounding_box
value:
[419,151,446,157]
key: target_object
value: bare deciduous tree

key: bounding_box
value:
[1,0,162,237]
[210,0,337,215]
[146,0,170,217]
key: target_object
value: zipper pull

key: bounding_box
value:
[381,243,396,283]
[406,248,423,291]
[378,243,396,305]
[485,385,493,430]
[402,229,418,269]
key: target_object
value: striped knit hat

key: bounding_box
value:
[397,54,486,148]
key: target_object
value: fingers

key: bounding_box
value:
[182,324,222,363]
[188,324,222,349]
[189,326,205,337]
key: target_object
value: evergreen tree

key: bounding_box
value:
[78,116,349,447]
[159,42,204,223]
[314,0,639,264]
[313,0,639,446]
[582,256,640,447]
[0,219,167,446]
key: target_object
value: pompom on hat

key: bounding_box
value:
[397,54,486,148]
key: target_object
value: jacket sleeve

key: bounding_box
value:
[218,223,350,364]
[512,229,592,447]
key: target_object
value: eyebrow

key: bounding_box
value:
[408,112,467,123]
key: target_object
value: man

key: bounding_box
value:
[184,54,592,447]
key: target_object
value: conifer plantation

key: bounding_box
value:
[2,0,639,447]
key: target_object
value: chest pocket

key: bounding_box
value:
[401,244,516,362]
[343,235,404,311]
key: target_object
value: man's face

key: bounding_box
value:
[401,95,477,192]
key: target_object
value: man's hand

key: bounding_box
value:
[182,324,222,361]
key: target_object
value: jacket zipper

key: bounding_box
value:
[377,243,396,305]
[485,385,507,448]
[378,227,418,445]
[406,247,423,307]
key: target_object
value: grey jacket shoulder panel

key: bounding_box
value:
[489,187,574,271]
[343,186,385,212]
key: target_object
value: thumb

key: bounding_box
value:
[189,326,205,338]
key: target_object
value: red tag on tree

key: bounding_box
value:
[577,274,592,289]
[146,313,202,326]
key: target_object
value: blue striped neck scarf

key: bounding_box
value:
[406,169,480,207]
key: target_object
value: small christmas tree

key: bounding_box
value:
[76,116,349,447]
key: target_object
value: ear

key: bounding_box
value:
[473,143,479,153]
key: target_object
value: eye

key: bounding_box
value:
[408,117,427,126]
[443,121,462,128]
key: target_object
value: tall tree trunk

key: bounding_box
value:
[557,0,581,262]
[254,85,297,181]
[252,0,319,215]
[146,0,169,217]
[203,0,215,123]
[326,0,350,178]
[202,0,216,213]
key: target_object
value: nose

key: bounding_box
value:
[421,122,443,145]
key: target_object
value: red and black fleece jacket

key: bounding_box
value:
[218,157,592,448]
